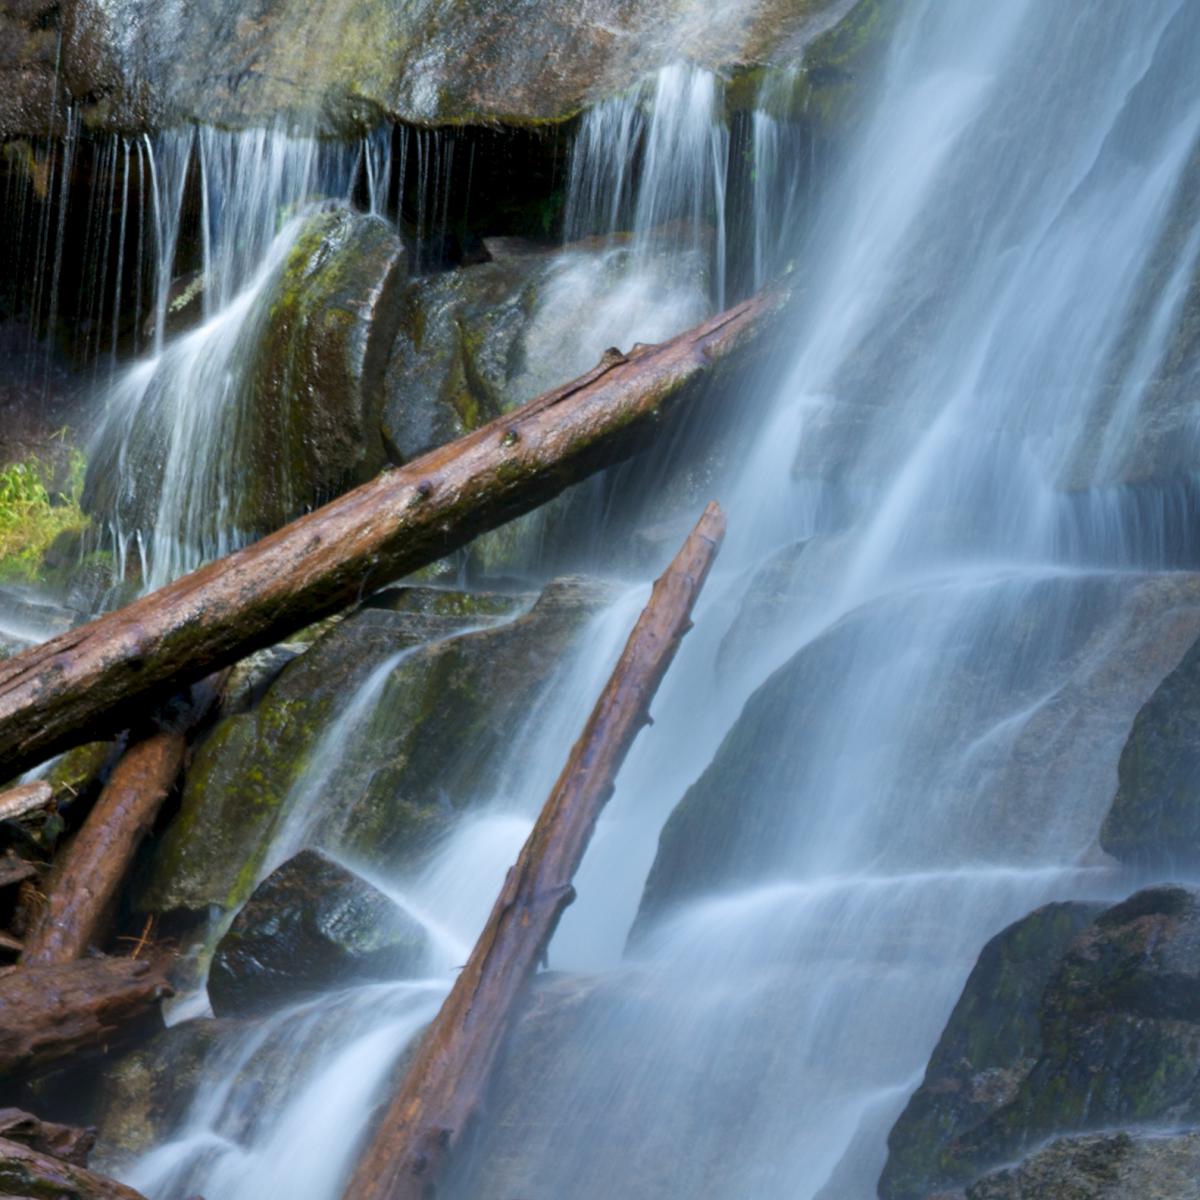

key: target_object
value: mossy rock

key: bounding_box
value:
[880,887,1200,1199]
[141,578,608,916]
[88,1017,237,1171]
[84,208,405,559]
[878,901,1102,1200]
[1102,633,1200,871]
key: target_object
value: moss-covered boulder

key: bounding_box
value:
[963,1130,1200,1200]
[141,578,608,916]
[878,902,1102,1200]
[880,886,1200,1199]
[636,571,1200,932]
[1101,633,1200,871]
[84,208,405,563]
[209,850,429,1018]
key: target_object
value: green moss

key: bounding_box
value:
[0,450,90,583]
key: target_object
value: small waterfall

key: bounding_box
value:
[124,593,643,1198]
[86,127,360,588]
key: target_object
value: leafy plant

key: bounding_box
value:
[0,451,90,583]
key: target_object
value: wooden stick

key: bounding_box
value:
[22,733,187,965]
[0,781,52,823]
[0,289,781,780]
[342,501,726,1200]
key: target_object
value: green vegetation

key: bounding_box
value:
[0,449,90,583]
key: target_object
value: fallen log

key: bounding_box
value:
[0,782,51,824]
[0,1135,147,1199]
[0,288,782,779]
[0,956,170,1076]
[22,732,188,965]
[341,501,726,1200]
[0,1107,96,1165]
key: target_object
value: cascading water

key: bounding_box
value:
[84,127,361,588]
[105,1,1200,1196]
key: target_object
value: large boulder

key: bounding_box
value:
[140,579,608,915]
[636,570,1200,931]
[1101,632,1200,870]
[83,208,404,569]
[881,887,1200,1199]
[48,0,858,135]
[208,850,429,1018]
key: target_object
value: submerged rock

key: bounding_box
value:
[880,886,1200,1198]
[141,579,607,915]
[1101,632,1200,871]
[636,571,1200,930]
[208,850,428,1019]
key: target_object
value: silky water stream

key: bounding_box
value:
[101,0,1200,1196]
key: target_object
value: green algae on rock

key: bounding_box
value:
[83,208,405,558]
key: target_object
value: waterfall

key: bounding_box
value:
[108,0,1200,1195]
[85,127,360,588]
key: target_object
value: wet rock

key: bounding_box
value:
[878,902,1102,1200]
[880,886,1200,1199]
[55,0,857,135]
[141,579,607,915]
[1101,632,1200,871]
[637,571,1200,930]
[382,236,708,466]
[961,1130,1200,1200]
[84,208,405,552]
[0,5,65,139]
[85,1018,234,1169]
[241,208,404,525]
[208,850,428,1019]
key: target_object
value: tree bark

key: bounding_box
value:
[341,501,726,1200]
[0,289,781,780]
[0,1135,148,1199]
[0,956,170,1077]
[0,782,51,823]
[0,1107,96,1165]
[22,732,187,965]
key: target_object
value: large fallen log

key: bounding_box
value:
[342,501,726,1200]
[22,732,188,965]
[0,288,782,779]
[0,956,170,1076]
